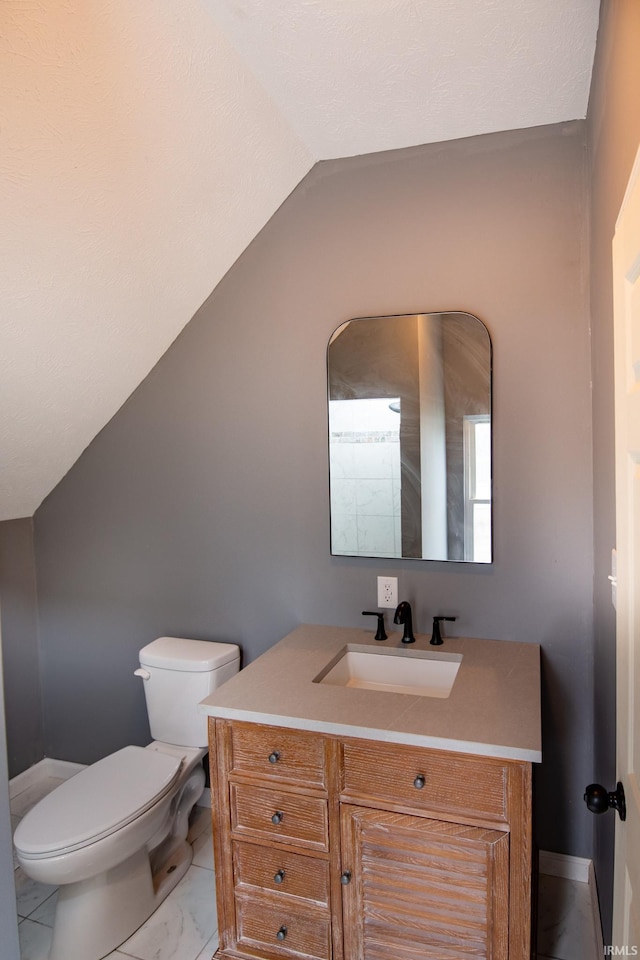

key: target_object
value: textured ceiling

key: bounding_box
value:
[205,0,600,158]
[0,0,600,521]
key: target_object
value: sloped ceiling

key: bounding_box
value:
[206,0,600,158]
[0,0,600,522]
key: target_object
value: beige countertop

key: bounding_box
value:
[199,624,541,763]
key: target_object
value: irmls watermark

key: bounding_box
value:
[604,947,638,957]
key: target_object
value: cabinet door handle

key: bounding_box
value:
[268,751,280,764]
[413,774,426,789]
[276,926,287,941]
[340,870,352,885]
[271,811,284,825]
[273,869,285,884]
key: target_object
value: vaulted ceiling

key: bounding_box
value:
[0,0,600,521]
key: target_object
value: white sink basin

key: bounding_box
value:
[314,644,462,698]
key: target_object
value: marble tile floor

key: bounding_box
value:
[12,774,599,960]
[537,871,601,960]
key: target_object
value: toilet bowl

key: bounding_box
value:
[13,637,240,960]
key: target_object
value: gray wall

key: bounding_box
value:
[0,518,42,778]
[0,609,21,960]
[34,122,594,858]
[587,0,640,939]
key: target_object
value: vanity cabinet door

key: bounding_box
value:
[340,804,509,960]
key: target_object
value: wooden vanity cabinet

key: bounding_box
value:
[209,718,533,960]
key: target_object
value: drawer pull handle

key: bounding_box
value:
[276,926,287,941]
[274,869,285,884]
[413,774,426,789]
[271,811,284,825]
[340,870,351,885]
[268,751,280,764]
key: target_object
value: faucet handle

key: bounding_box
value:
[362,611,387,641]
[430,616,456,646]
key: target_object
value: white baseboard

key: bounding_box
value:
[9,757,86,799]
[539,849,591,883]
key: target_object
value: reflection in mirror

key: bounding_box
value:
[327,312,492,563]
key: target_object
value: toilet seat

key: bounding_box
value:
[14,746,182,859]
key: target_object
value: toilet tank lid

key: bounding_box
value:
[139,637,240,671]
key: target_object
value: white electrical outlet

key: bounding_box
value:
[377,576,398,608]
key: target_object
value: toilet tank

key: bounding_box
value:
[137,637,240,748]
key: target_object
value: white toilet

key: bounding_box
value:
[13,636,240,960]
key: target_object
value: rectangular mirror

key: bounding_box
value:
[327,312,492,562]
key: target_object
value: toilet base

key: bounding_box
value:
[48,839,194,960]
[46,761,206,960]
[50,846,156,960]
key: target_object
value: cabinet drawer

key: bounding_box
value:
[342,740,508,821]
[229,722,327,789]
[234,841,330,906]
[236,895,331,960]
[231,783,329,851]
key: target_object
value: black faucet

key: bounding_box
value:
[393,601,415,644]
[430,616,457,645]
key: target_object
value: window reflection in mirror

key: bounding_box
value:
[327,312,492,563]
